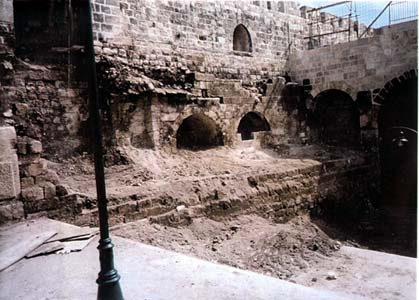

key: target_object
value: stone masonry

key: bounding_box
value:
[0,0,416,221]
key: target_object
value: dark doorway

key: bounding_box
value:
[311,89,359,147]
[237,112,271,140]
[233,24,252,52]
[176,114,224,150]
[378,73,417,253]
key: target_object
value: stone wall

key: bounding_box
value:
[289,20,417,150]
[91,0,356,84]
[1,61,89,160]
[290,21,417,99]
[71,154,379,227]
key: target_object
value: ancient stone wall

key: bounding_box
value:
[289,20,417,150]
[290,21,417,99]
[71,155,379,227]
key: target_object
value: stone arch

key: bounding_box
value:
[377,70,417,253]
[237,112,271,140]
[176,114,224,150]
[311,89,359,147]
[233,24,252,52]
[377,71,417,209]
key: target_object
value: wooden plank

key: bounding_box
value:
[0,230,56,272]
[46,229,98,243]
[25,241,64,258]
[57,236,96,254]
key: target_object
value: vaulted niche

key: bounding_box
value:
[233,24,252,52]
[378,72,417,251]
[237,112,271,140]
[311,89,359,147]
[176,114,224,150]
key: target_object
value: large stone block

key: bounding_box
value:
[39,181,56,199]
[0,154,20,201]
[29,140,42,154]
[21,186,44,201]
[0,200,24,224]
[0,126,16,158]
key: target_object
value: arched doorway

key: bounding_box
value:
[311,89,359,147]
[378,72,417,252]
[237,112,271,140]
[176,114,224,150]
[233,24,252,52]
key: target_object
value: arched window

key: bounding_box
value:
[233,24,252,52]
[176,114,224,150]
[237,112,271,140]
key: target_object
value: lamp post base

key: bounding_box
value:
[97,280,124,300]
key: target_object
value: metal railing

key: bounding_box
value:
[303,1,418,49]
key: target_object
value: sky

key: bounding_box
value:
[297,0,418,28]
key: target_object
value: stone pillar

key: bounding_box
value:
[0,126,24,223]
[0,0,14,51]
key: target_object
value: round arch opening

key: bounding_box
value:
[176,114,224,150]
[311,89,359,147]
[237,112,271,140]
[378,73,418,209]
[233,24,252,52]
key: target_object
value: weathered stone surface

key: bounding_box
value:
[0,154,20,201]
[20,176,34,189]
[0,161,17,200]
[0,200,24,224]
[14,103,30,116]
[29,140,42,154]
[56,184,70,196]
[21,186,44,201]
[0,126,16,157]
[40,182,56,199]
[36,169,60,185]
[25,161,47,177]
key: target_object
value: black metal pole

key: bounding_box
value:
[85,1,124,299]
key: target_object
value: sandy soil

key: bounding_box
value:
[111,214,343,281]
[52,144,363,199]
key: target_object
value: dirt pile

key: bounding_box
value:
[112,214,341,281]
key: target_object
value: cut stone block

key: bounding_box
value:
[36,169,60,185]
[29,140,42,154]
[0,154,20,200]
[21,186,44,202]
[21,177,35,189]
[40,182,56,199]
[0,200,24,224]
[0,126,16,158]
[26,160,47,177]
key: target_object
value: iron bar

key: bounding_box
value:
[85,1,124,299]
[359,1,392,38]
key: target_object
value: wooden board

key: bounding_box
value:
[0,230,56,272]
[25,241,64,258]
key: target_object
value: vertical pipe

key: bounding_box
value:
[85,1,124,299]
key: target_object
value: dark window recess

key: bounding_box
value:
[310,89,360,147]
[237,112,271,140]
[278,1,285,12]
[233,24,252,53]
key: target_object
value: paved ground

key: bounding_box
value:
[0,218,415,300]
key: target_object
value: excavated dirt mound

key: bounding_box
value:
[111,214,342,281]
